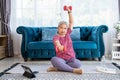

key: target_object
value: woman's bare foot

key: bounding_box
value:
[47,67,58,72]
[73,68,83,74]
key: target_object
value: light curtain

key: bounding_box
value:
[0,0,14,57]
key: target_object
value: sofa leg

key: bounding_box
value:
[98,58,101,61]
[24,58,28,62]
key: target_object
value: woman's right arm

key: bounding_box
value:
[54,40,64,52]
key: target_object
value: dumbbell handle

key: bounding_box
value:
[64,45,67,52]
[55,46,58,53]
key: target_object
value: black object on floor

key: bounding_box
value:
[0,63,20,77]
[21,65,37,78]
[112,62,120,70]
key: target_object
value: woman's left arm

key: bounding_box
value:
[67,8,74,30]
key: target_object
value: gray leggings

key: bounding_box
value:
[51,57,81,72]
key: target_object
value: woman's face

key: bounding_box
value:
[58,24,67,36]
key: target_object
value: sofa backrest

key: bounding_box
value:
[17,26,97,42]
[73,26,98,41]
[35,26,96,41]
[75,26,96,41]
[37,27,81,41]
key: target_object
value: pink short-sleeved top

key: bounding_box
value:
[53,28,75,60]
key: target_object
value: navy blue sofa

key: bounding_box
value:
[16,25,108,61]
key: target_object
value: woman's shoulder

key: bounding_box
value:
[67,28,72,34]
[53,34,59,40]
[53,34,59,37]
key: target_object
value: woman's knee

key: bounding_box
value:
[75,59,81,68]
[51,57,58,63]
[51,57,62,64]
[50,57,58,66]
[51,56,57,61]
[69,59,81,68]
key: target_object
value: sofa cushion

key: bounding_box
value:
[71,28,80,41]
[73,41,97,49]
[28,41,54,50]
[42,29,57,41]
[28,41,97,50]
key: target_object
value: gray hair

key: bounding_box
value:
[58,21,68,27]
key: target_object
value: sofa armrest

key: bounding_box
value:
[97,25,108,57]
[16,26,41,52]
[90,25,108,57]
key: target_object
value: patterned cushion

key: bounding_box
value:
[71,28,80,41]
[42,29,57,41]
[42,28,80,41]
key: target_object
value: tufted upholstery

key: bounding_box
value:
[17,25,108,61]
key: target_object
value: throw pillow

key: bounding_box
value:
[42,29,57,41]
[70,28,80,41]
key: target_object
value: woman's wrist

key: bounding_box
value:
[68,11,72,14]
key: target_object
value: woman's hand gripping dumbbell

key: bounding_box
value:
[55,45,67,53]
